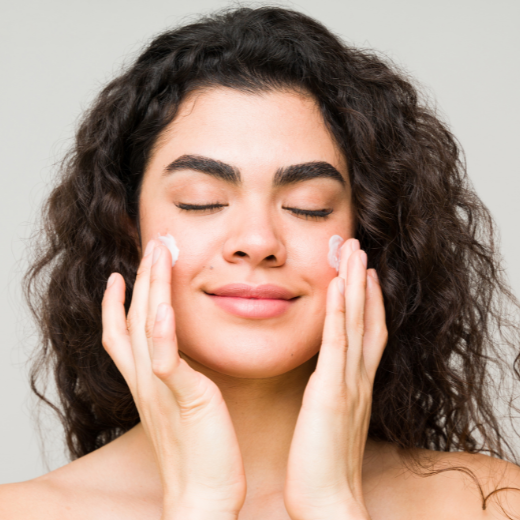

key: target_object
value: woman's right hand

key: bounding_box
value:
[101,240,247,520]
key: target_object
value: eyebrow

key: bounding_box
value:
[273,162,345,187]
[164,154,240,184]
[163,154,346,187]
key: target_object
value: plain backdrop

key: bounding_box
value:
[1,0,519,484]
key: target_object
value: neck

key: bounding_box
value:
[184,353,318,495]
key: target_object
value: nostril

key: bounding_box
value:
[266,254,276,261]
[235,251,247,257]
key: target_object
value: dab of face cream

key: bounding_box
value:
[328,235,344,272]
[157,234,180,266]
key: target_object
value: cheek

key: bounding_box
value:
[167,228,229,316]
[290,233,341,289]
[155,217,224,273]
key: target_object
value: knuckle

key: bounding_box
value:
[149,270,161,285]
[370,323,388,345]
[135,261,150,280]
[326,306,345,318]
[372,323,386,336]
[323,332,347,348]
[148,270,172,294]
[368,324,387,342]
[126,310,142,335]
[152,359,173,379]
[346,379,360,399]
[332,332,348,346]
[101,332,116,351]
[144,318,155,340]
[348,317,365,337]
[151,325,168,342]
[349,376,371,400]
[347,277,365,289]
[378,328,389,344]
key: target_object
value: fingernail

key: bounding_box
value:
[144,240,154,257]
[352,239,360,252]
[152,246,161,265]
[371,269,379,283]
[156,303,168,322]
[106,273,116,288]
[360,250,367,268]
[337,277,345,296]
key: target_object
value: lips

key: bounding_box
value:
[205,283,298,319]
[208,283,296,300]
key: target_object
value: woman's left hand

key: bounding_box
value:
[284,238,388,520]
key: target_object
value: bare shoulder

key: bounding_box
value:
[0,457,121,520]
[0,474,75,520]
[417,450,520,519]
[0,427,162,520]
[365,442,520,520]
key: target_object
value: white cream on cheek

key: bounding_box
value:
[157,233,180,266]
[156,232,343,271]
[328,234,345,272]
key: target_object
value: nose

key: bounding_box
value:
[222,207,287,268]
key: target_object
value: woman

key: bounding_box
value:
[1,6,519,519]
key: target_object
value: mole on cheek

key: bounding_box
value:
[328,235,345,272]
[157,233,180,266]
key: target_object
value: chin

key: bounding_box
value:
[177,329,321,379]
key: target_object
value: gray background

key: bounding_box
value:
[1,0,519,484]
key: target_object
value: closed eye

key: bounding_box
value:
[283,206,333,220]
[176,202,228,212]
[175,203,332,220]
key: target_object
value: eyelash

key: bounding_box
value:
[175,203,332,220]
[176,202,226,212]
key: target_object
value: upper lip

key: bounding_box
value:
[206,283,298,300]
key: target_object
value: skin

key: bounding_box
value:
[1,88,520,520]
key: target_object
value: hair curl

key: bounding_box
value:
[25,6,520,473]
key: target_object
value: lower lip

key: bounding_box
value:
[208,295,296,319]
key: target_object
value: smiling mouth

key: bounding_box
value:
[203,291,299,301]
[206,294,298,319]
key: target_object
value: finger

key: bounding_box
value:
[314,238,356,383]
[338,238,358,284]
[363,269,388,381]
[146,243,173,359]
[315,276,347,382]
[152,303,208,404]
[101,272,136,388]
[151,303,179,377]
[345,249,368,381]
[126,239,155,371]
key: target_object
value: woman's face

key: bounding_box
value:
[139,87,355,378]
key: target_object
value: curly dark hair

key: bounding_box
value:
[25,6,520,470]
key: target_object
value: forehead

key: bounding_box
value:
[148,87,347,180]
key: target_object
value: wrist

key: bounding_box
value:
[290,499,371,520]
[162,505,238,520]
[162,497,240,520]
[335,498,371,520]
